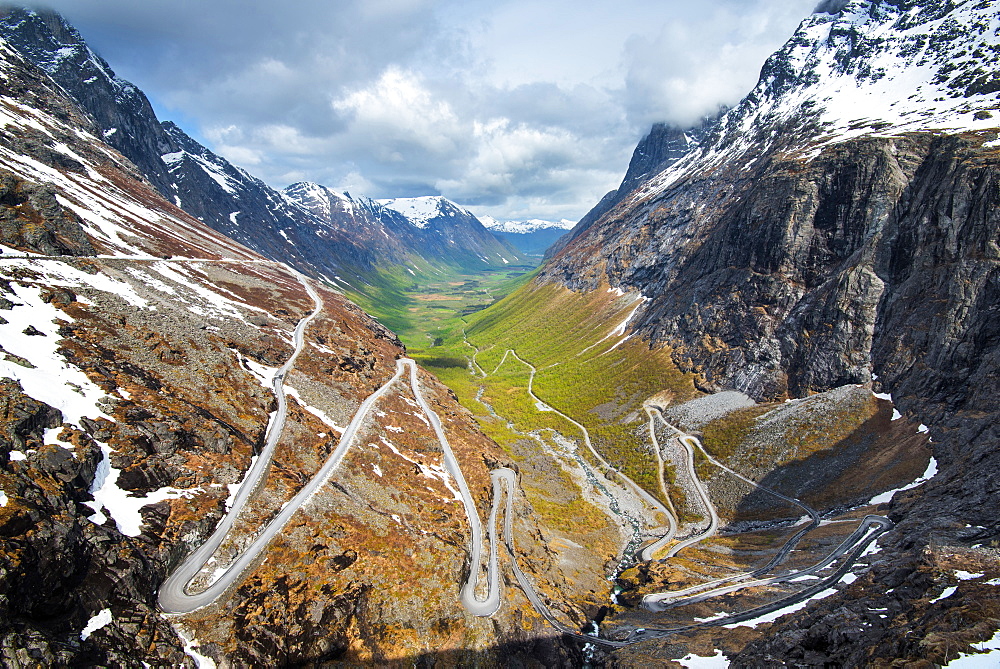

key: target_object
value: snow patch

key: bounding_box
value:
[379,436,461,503]
[678,649,729,668]
[955,571,984,581]
[285,385,346,434]
[80,608,112,640]
[173,625,217,669]
[0,281,113,426]
[930,586,958,604]
[868,456,938,505]
[86,443,202,536]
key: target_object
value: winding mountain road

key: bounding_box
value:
[640,407,825,605]
[159,277,513,616]
[465,342,895,647]
[159,271,323,614]
[492,349,675,544]
[160,296,896,651]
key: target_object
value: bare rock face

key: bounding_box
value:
[0,169,96,256]
[556,132,1000,408]
[0,6,178,198]
[533,0,1000,663]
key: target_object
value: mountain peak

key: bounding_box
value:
[377,195,468,229]
[623,0,1000,205]
[746,0,1000,141]
[480,216,575,234]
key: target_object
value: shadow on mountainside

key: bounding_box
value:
[729,408,932,524]
[272,634,593,668]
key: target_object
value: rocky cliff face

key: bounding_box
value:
[0,36,580,667]
[0,5,177,198]
[543,0,1000,405]
[535,0,1000,663]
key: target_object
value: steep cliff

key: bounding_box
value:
[529,0,1000,663]
[543,0,1000,406]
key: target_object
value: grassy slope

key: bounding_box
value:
[463,280,700,496]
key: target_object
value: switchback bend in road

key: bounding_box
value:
[468,345,895,646]
[159,276,531,618]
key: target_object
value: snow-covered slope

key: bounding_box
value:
[634,0,1000,201]
[378,195,472,229]
[0,43,256,260]
[760,0,1000,141]
[0,6,179,198]
[0,8,525,291]
[479,216,575,234]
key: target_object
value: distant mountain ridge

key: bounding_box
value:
[0,6,526,293]
[479,216,574,234]
[477,215,574,257]
[283,186,525,272]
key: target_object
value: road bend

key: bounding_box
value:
[640,409,891,615]
[160,305,511,617]
[642,408,822,602]
[497,350,674,545]
[159,271,324,613]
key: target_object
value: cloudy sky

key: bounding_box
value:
[36,0,818,222]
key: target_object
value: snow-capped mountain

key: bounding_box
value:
[378,195,465,229]
[626,0,1000,206]
[477,215,575,257]
[285,186,527,271]
[0,5,177,197]
[479,216,575,234]
[0,7,526,295]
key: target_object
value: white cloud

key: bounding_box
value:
[622,2,819,128]
[40,0,820,220]
[333,67,464,157]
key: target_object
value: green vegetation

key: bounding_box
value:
[464,281,700,500]
[345,259,538,352]
[351,260,702,525]
[700,405,775,461]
